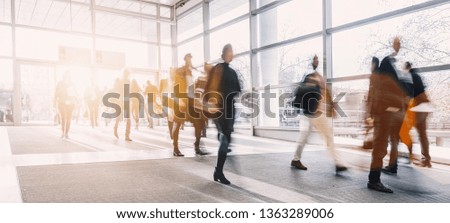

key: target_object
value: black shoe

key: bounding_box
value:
[336,165,348,172]
[291,160,307,170]
[213,169,230,185]
[125,137,132,142]
[367,182,394,193]
[381,166,397,175]
[227,149,232,153]
[195,149,210,155]
[173,148,184,157]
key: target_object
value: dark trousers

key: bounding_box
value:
[369,110,404,183]
[215,117,234,173]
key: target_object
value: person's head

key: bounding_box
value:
[146,80,151,86]
[312,55,319,70]
[371,57,380,73]
[403,61,412,72]
[184,53,192,67]
[393,36,401,53]
[221,44,234,63]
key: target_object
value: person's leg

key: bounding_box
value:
[214,118,231,184]
[369,113,391,183]
[125,118,131,141]
[93,104,99,127]
[386,111,404,171]
[58,103,66,137]
[292,115,312,161]
[312,114,346,170]
[415,112,431,166]
[172,121,183,156]
[168,119,174,139]
[65,105,74,138]
[114,117,120,139]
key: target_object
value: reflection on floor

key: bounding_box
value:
[1,125,450,203]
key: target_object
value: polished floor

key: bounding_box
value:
[1,124,450,203]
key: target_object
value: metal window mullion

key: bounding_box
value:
[203,0,210,62]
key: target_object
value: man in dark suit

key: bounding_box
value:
[367,37,410,193]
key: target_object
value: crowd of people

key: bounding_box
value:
[53,39,433,192]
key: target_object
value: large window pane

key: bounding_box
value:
[0,59,13,123]
[0,25,12,56]
[16,28,92,61]
[0,0,11,23]
[230,54,251,91]
[96,0,157,15]
[256,0,322,47]
[96,11,157,42]
[177,37,204,67]
[16,0,71,31]
[160,5,172,19]
[96,38,158,69]
[71,3,92,33]
[177,7,203,42]
[209,0,249,28]
[210,19,249,59]
[256,37,323,87]
[160,22,172,44]
[332,4,450,78]
[332,0,431,27]
[160,46,173,70]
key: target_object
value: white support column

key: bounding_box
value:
[203,0,210,62]
[11,0,21,125]
[250,0,258,135]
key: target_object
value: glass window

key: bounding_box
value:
[210,19,249,59]
[256,0,277,9]
[332,79,370,131]
[177,7,203,42]
[15,0,71,31]
[177,37,204,67]
[0,25,12,56]
[332,0,431,27]
[0,0,11,23]
[0,59,13,123]
[160,23,172,44]
[96,38,158,69]
[256,37,323,87]
[160,5,172,18]
[332,4,450,78]
[256,0,322,47]
[16,28,92,61]
[71,3,92,33]
[420,72,450,128]
[209,0,249,28]
[96,11,157,42]
[96,0,156,15]
[160,46,173,70]
[230,54,251,91]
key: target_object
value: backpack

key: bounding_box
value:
[292,74,321,115]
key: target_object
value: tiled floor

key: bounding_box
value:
[1,125,450,203]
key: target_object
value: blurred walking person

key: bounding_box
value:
[84,77,101,128]
[204,44,241,185]
[54,71,77,139]
[113,69,132,141]
[367,37,410,193]
[398,62,432,167]
[171,53,209,156]
[290,55,347,173]
[144,80,159,128]
[130,79,144,130]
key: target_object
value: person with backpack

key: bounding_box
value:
[291,55,348,173]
